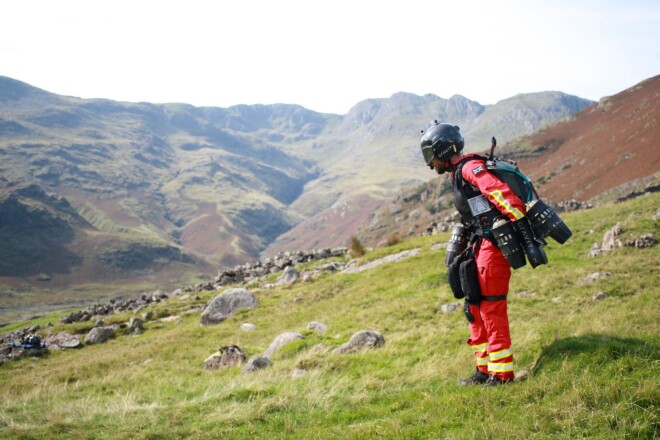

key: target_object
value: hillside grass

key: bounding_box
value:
[1,193,658,439]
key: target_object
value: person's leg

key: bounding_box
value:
[476,240,514,382]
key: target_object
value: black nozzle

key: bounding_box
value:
[526,199,573,244]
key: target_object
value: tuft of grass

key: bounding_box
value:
[348,235,366,258]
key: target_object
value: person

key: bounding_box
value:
[420,121,523,386]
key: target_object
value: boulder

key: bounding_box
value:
[242,356,272,374]
[277,266,300,285]
[626,234,656,248]
[8,346,49,360]
[441,302,461,313]
[200,288,258,326]
[593,292,608,300]
[44,332,82,349]
[127,318,144,333]
[577,272,613,285]
[307,321,328,334]
[203,345,246,370]
[240,323,257,332]
[85,327,114,344]
[263,332,304,358]
[333,330,385,354]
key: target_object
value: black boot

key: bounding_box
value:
[484,374,514,386]
[459,369,489,386]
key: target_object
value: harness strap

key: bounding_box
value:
[481,295,507,301]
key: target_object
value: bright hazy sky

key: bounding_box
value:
[2,0,659,115]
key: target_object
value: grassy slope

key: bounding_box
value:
[0,193,658,439]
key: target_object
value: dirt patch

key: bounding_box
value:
[180,202,231,256]
[264,194,385,255]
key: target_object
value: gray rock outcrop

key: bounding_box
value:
[200,288,258,326]
[577,272,613,285]
[127,318,144,333]
[307,321,328,334]
[44,332,82,349]
[203,345,246,370]
[242,356,272,374]
[589,223,622,257]
[263,332,304,358]
[333,330,385,354]
[441,302,461,313]
[342,249,420,274]
[276,266,300,285]
[626,233,656,248]
[85,327,115,344]
[240,323,257,332]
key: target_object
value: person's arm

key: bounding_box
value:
[461,160,526,221]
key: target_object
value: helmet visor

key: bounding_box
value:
[421,145,435,164]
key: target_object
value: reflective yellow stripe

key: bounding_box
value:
[490,190,524,220]
[488,362,514,373]
[489,348,512,361]
[477,357,490,366]
[471,343,488,353]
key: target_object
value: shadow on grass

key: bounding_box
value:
[532,333,660,374]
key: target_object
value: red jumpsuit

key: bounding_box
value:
[455,155,525,381]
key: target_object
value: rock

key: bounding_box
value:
[203,345,246,370]
[85,327,114,344]
[550,297,562,303]
[652,208,660,221]
[263,332,304,358]
[292,368,307,378]
[601,223,622,252]
[342,249,421,274]
[35,273,51,282]
[593,292,608,300]
[160,315,180,322]
[276,266,300,285]
[589,223,624,257]
[240,323,257,332]
[200,288,258,326]
[626,234,656,248]
[441,302,461,313]
[577,272,613,285]
[307,321,328,334]
[128,318,144,333]
[242,356,272,374]
[333,330,385,354]
[517,291,535,298]
[7,346,49,360]
[588,242,603,257]
[44,332,82,349]
[557,199,592,212]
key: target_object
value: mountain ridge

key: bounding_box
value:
[0,75,595,310]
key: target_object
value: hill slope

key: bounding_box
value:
[0,76,592,299]
[355,75,660,247]
[511,75,660,202]
[0,192,657,439]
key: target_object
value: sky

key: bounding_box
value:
[1,0,659,115]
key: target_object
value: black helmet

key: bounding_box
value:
[420,121,464,165]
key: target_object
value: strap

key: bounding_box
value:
[481,295,507,301]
